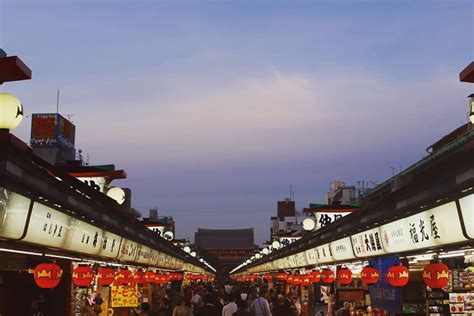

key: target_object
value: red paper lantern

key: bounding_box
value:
[115,269,132,286]
[276,273,289,281]
[292,276,302,285]
[72,266,94,287]
[287,275,295,284]
[33,263,63,289]
[309,271,321,283]
[145,271,156,283]
[387,265,409,287]
[423,262,449,289]
[321,269,335,284]
[263,274,272,281]
[156,274,169,284]
[134,270,145,284]
[98,267,115,286]
[301,276,312,286]
[338,268,352,285]
[361,266,379,285]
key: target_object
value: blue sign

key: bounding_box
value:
[369,255,402,313]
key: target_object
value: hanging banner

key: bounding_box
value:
[369,255,402,313]
[351,227,385,257]
[459,194,474,239]
[0,189,31,239]
[330,237,356,261]
[111,284,139,307]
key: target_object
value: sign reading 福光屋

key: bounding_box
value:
[330,237,355,261]
[381,201,466,252]
[351,227,385,257]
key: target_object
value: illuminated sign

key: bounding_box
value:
[111,284,139,308]
[315,243,333,263]
[351,227,385,258]
[30,113,75,148]
[381,201,466,252]
[296,252,308,267]
[330,237,355,261]
[458,194,474,239]
[0,189,31,239]
[23,202,72,248]
[305,248,318,265]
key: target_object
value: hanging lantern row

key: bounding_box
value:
[235,261,449,289]
[185,274,214,282]
[31,263,186,289]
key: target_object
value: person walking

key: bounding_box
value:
[250,290,272,316]
[196,294,219,316]
[222,295,238,316]
[172,298,192,316]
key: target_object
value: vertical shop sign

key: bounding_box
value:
[369,255,402,313]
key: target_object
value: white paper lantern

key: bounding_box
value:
[302,217,316,231]
[0,93,23,130]
[106,187,126,205]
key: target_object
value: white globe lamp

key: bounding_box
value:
[302,217,316,231]
[106,187,126,205]
[0,93,23,130]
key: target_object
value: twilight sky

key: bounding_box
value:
[1,0,473,244]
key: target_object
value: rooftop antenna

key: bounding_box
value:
[56,89,60,114]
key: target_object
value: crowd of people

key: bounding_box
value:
[131,282,303,316]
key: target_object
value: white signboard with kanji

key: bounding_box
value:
[305,248,318,265]
[351,227,385,257]
[330,237,355,261]
[459,193,474,239]
[381,201,465,252]
[315,211,352,230]
[288,255,298,268]
[315,243,333,263]
[296,252,308,267]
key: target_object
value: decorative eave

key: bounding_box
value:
[460,61,474,83]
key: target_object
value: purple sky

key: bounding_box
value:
[1,0,473,244]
